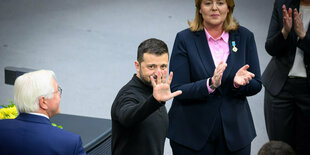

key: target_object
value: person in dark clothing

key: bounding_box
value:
[167,0,262,154]
[262,0,310,154]
[0,70,86,155]
[258,141,296,155]
[111,38,182,155]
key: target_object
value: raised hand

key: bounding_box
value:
[233,65,255,87]
[211,61,227,88]
[281,4,293,39]
[151,70,182,102]
[293,8,306,39]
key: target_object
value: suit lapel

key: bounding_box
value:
[222,29,240,83]
[193,29,241,83]
[194,30,215,77]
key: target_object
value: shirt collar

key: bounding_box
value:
[27,112,50,119]
[204,28,229,43]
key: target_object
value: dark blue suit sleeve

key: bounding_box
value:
[75,136,86,155]
[169,33,210,101]
[230,32,262,97]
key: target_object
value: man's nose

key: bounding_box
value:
[155,66,161,72]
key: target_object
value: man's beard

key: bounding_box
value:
[139,70,155,87]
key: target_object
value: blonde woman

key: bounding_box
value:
[168,0,262,154]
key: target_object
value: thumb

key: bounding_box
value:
[170,90,182,98]
[241,64,250,71]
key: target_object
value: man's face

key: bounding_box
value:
[45,78,61,118]
[135,53,169,86]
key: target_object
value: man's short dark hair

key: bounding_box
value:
[258,141,296,155]
[137,38,169,63]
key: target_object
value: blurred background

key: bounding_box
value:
[0,0,273,154]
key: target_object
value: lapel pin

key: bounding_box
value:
[232,41,238,52]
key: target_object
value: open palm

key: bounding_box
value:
[234,65,255,86]
[151,70,182,102]
[282,5,292,34]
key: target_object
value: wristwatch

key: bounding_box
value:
[209,78,216,90]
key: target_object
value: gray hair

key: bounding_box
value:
[14,70,56,113]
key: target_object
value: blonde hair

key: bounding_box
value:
[14,70,56,113]
[188,0,239,32]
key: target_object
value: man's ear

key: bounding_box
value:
[39,97,48,110]
[134,61,140,72]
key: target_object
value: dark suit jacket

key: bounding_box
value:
[0,113,86,155]
[262,0,310,96]
[168,26,262,151]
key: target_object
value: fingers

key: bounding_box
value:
[214,62,227,76]
[234,65,255,86]
[220,63,227,73]
[212,62,227,87]
[156,70,162,84]
[240,64,250,71]
[154,70,169,84]
[282,5,292,35]
[282,5,292,18]
[170,90,182,98]
[288,8,292,18]
[167,71,173,85]
[282,5,288,17]
[240,65,254,77]
[249,72,255,78]
[214,62,224,75]
[245,72,254,83]
[159,90,182,102]
[162,70,167,83]
[293,8,306,39]
[294,9,302,25]
[294,8,301,23]
[293,8,298,16]
[218,62,227,70]
[152,70,172,88]
[218,61,224,66]
[150,76,156,87]
[242,72,255,85]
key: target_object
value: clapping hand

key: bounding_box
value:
[281,5,306,39]
[211,61,227,88]
[281,4,293,39]
[233,65,255,87]
[151,70,182,102]
[293,8,306,39]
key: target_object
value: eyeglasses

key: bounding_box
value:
[57,86,62,96]
[38,86,63,99]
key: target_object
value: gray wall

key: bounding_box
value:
[0,0,274,154]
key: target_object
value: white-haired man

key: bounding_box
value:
[0,70,86,155]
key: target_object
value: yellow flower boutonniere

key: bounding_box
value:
[0,101,18,119]
[1,100,63,129]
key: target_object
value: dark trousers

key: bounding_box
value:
[170,114,251,155]
[264,78,310,155]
